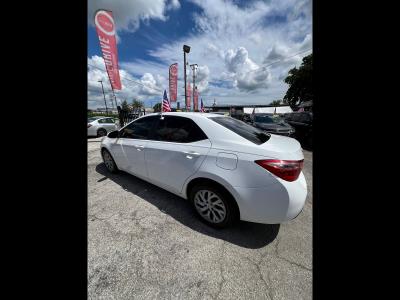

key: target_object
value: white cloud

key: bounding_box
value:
[167,0,181,10]
[88,55,166,109]
[223,47,271,92]
[144,0,312,104]
[139,73,166,96]
[88,0,312,107]
[88,0,180,32]
[194,65,210,93]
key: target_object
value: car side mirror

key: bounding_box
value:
[107,130,119,138]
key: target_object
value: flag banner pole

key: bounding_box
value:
[94,10,122,91]
[160,91,163,119]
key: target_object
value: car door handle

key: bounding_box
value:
[134,145,145,151]
[182,151,200,159]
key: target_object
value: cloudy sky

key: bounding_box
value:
[88,0,312,109]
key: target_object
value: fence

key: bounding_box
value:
[117,106,146,127]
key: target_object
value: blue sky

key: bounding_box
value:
[88,0,312,109]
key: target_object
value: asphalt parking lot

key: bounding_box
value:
[88,137,312,299]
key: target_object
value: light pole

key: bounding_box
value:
[109,94,114,113]
[98,80,108,116]
[111,87,118,111]
[190,64,198,111]
[183,45,191,111]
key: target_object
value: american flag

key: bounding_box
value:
[162,90,171,112]
[200,98,205,112]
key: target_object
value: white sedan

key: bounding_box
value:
[100,112,307,228]
[88,117,118,137]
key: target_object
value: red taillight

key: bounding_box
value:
[87,124,92,128]
[255,159,304,182]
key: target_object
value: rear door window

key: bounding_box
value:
[210,116,270,145]
[152,116,208,143]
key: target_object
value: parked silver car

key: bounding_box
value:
[87,117,118,137]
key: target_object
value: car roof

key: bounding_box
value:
[88,117,110,121]
[142,112,226,119]
[124,112,265,147]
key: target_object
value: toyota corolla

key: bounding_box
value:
[100,112,307,228]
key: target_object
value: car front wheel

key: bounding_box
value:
[97,128,107,137]
[102,149,118,173]
[189,184,238,228]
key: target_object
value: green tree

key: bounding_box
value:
[121,100,130,111]
[284,54,313,109]
[269,100,282,106]
[132,99,144,110]
[153,103,162,112]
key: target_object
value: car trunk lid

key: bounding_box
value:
[257,134,303,160]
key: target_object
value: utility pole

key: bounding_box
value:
[98,80,108,116]
[111,88,118,111]
[190,64,198,111]
[183,45,191,111]
[109,94,115,112]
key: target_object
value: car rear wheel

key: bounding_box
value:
[189,184,238,228]
[102,149,118,173]
[97,128,107,137]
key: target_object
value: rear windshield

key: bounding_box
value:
[210,116,270,145]
[254,115,284,124]
[88,117,100,122]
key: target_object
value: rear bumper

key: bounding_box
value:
[233,172,307,224]
[87,127,97,136]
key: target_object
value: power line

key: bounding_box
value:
[245,48,312,74]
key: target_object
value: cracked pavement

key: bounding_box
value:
[88,137,312,299]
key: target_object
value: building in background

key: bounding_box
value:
[243,106,293,114]
[90,107,119,115]
[206,104,293,120]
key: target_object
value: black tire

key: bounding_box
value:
[189,184,238,228]
[97,128,107,137]
[101,149,118,173]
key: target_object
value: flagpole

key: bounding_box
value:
[160,91,163,119]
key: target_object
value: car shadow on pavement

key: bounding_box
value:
[95,163,280,249]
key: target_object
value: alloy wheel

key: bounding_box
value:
[103,151,114,171]
[98,129,106,137]
[194,190,227,223]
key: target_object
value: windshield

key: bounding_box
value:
[254,115,285,124]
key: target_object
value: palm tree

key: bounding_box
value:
[269,100,282,106]
[153,103,162,112]
[131,98,144,116]
[121,100,130,111]
[132,99,144,110]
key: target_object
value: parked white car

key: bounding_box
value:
[88,117,118,137]
[100,112,307,228]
